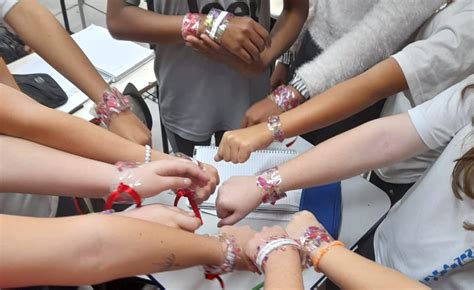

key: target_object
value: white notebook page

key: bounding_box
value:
[193,146,301,212]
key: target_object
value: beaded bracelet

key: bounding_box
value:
[267,115,285,142]
[204,233,240,289]
[255,237,301,273]
[181,13,201,40]
[96,87,130,127]
[270,85,302,112]
[204,8,234,42]
[144,145,152,164]
[311,241,345,272]
[256,167,287,204]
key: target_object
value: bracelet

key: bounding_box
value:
[182,13,201,40]
[204,8,234,42]
[95,87,130,127]
[311,241,345,272]
[267,115,285,142]
[256,167,287,204]
[270,85,302,112]
[255,238,301,273]
[144,145,152,164]
[289,73,311,100]
[172,152,200,167]
[299,225,334,268]
[105,162,143,210]
[204,233,240,289]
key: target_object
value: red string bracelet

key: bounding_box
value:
[205,273,225,289]
[104,182,142,210]
[174,188,203,225]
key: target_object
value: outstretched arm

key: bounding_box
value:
[4,0,151,144]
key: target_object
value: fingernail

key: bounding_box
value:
[183,178,192,186]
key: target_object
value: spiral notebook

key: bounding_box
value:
[193,146,302,212]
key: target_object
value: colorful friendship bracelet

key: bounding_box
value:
[267,115,285,142]
[256,167,287,204]
[270,85,302,112]
[96,87,131,127]
[255,237,301,273]
[299,225,340,269]
[204,233,240,289]
[311,241,345,272]
[181,13,201,40]
[204,8,234,42]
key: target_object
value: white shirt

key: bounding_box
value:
[0,0,18,23]
[374,77,474,289]
[376,0,474,183]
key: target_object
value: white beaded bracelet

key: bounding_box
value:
[144,145,152,164]
[255,238,300,273]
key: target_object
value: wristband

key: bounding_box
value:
[289,73,311,100]
[311,241,345,272]
[277,50,295,66]
[270,85,302,112]
[299,225,334,268]
[204,8,234,42]
[256,167,287,204]
[267,115,285,142]
[182,13,201,39]
[105,162,143,210]
[144,145,152,164]
[204,233,240,289]
[255,238,301,273]
[96,87,131,127]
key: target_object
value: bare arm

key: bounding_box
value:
[216,57,408,163]
[0,57,20,90]
[0,214,223,287]
[0,135,208,197]
[0,84,168,163]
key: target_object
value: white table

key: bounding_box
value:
[142,138,391,290]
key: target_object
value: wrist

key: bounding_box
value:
[267,115,285,143]
[269,85,302,112]
[310,241,345,272]
[95,87,130,128]
[203,8,234,43]
[256,167,287,205]
[265,247,300,271]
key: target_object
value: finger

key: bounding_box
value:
[218,212,244,227]
[253,23,271,47]
[223,142,232,162]
[185,36,210,53]
[159,176,194,190]
[231,145,240,164]
[237,147,251,163]
[153,161,209,186]
[243,40,261,62]
[240,115,249,128]
[175,214,201,232]
[248,30,265,52]
[215,140,226,162]
[201,34,222,51]
[237,47,253,64]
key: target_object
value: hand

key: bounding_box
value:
[286,211,328,240]
[271,62,290,90]
[116,204,201,232]
[216,176,262,226]
[245,226,289,264]
[215,123,273,163]
[186,34,269,77]
[112,159,209,198]
[220,16,271,64]
[219,225,259,272]
[193,162,220,204]
[240,97,282,128]
[108,110,151,145]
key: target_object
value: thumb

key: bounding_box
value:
[175,214,201,232]
[218,212,244,227]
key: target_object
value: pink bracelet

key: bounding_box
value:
[267,115,285,142]
[95,88,130,127]
[182,13,201,40]
[270,85,301,112]
[204,233,240,289]
[299,225,334,268]
[256,167,287,204]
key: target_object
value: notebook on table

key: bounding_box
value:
[193,146,301,212]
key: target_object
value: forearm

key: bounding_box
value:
[0,84,170,163]
[0,135,115,197]
[318,247,428,290]
[263,0,308,62]
[0,57,20,90]
[0,214,222,287]
[282,58,407,138]
[107,0,183,44]
[278,114,426,191]
[5,0,108,103]
[265,250,304,290]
